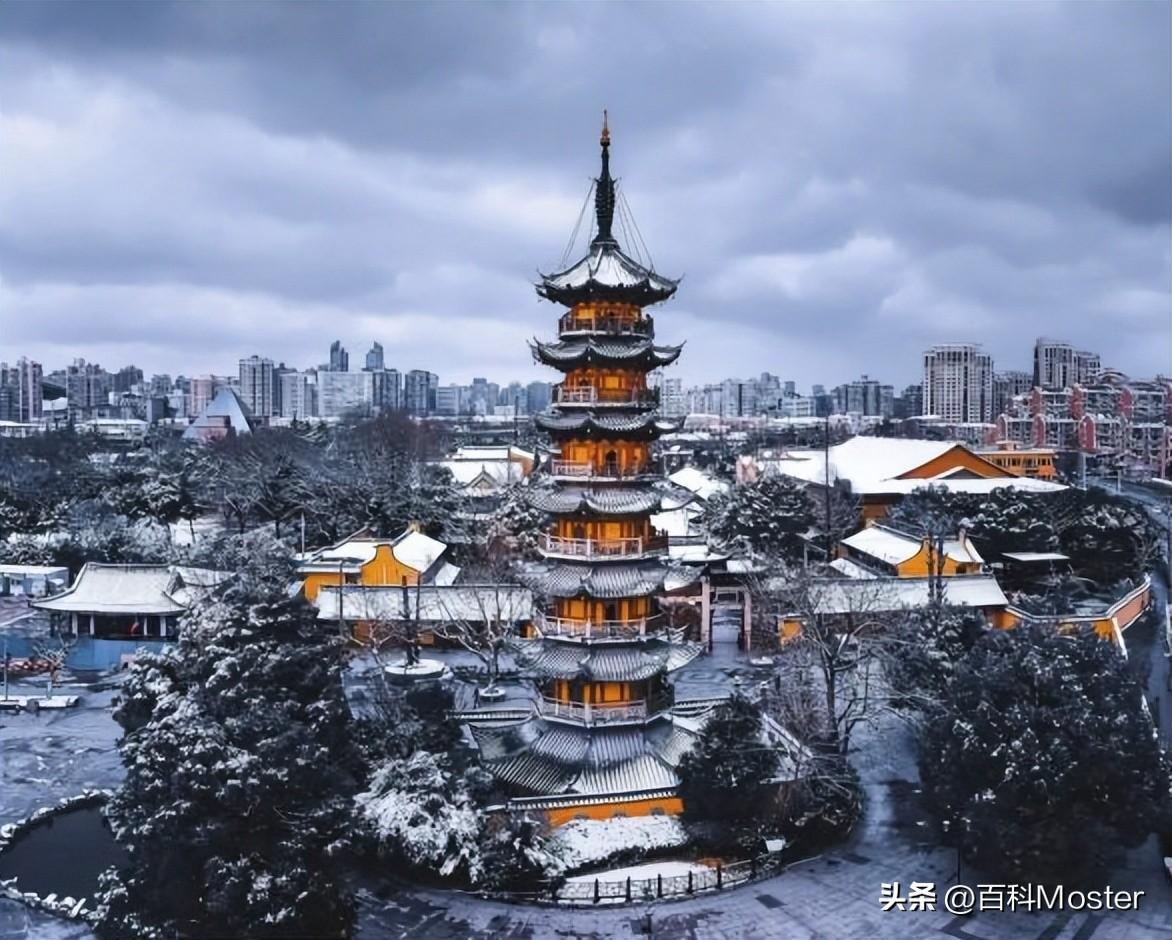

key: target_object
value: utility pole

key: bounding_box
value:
[823,411,833,562]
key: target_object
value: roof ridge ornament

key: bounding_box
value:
[592,110,617,248]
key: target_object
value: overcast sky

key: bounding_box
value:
[1,2,1169,390]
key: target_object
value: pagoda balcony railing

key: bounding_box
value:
[553,386,659,407]
[538,696,648,725]
[535,611,666,640]
[548,459,651,480]
[558,312,654,336]
[538,532,669,560]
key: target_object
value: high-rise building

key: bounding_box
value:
[113,365,143,394]
[831,375,893,417]
[993,370,1033,417]
[894,383,924,420]
[187,375,216,418]
[434,384,464,416]
[64,360,113,419]
[1033,339,1100,390]
[329,340,350,373]
[660,376,685,416]
[0,358,43,423]
[238,355,275,419]
[922,344,994,423]
[526,380,552,415]
[318,371,372,418]
[405,370,438,416]
[364,342,384,372]
[279,371,318,419]
[371,368,402,412]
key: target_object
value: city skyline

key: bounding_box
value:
[1,4,1168,387]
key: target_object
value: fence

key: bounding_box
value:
[555,858,760,904]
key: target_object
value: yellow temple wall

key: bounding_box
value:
[303,544,421,601]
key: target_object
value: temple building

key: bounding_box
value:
[471,117,706,824]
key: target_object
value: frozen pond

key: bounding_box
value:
[0,805,126,901]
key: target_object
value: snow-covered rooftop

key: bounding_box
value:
[841,525,983,567]
[797,574,1009,615]
[34,564,227,615]
[668,466,730,502]
[763,437,1066,496]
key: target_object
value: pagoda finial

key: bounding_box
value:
[592,110,617,248]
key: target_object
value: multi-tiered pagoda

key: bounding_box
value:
[472,117,704,825]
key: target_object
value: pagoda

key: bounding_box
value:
[472,116,704,825]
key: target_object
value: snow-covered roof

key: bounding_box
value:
[764,437,1065,496]
[840,525,983,567]
[0,564,69,578]
[314,583,534,623]
[537,242,679,307]
[795,574,1008,615]
[668,466,730,502]
[34,563,227,615]
[299,527,448,576]
[1001,551,1071,563]
[393,530,446,573]
[828,557,876,579]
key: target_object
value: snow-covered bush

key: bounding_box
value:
[357,752,483,881]
[478,811,564,891]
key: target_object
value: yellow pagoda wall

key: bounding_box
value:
[559,439,650,473]
[554,596,653,621]
[561,301,643,332]
[555,518,654,540]
[547,796,683,827]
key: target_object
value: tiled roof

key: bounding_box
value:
[470,715,700,799]
[531,338,682,369]
[534,412,682,435]
[525,482,693,516]
[537,243,679,307]
[511,637,702,680]
[518,561,700,599]
[34,564,227,615]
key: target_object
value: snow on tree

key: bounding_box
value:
[882,599,983,707]
[702,475,814,563]
[677,695,781,821]
[356,751,484,881]
[478,812,565,891]
[95,545,357,939]
[487,482,549,560]
[920,623,1169,882]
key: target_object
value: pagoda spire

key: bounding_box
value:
[592,110,617,248]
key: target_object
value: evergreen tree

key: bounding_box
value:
[677,696,780,820]
[702,475,814,562]
[96,547,357,939]
[884,601,982,707]
[920,624,1168,881]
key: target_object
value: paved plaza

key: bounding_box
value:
[0,645,1169,939]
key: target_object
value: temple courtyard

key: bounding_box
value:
[1,640,1169,940]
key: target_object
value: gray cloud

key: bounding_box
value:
[0,1,1168,388]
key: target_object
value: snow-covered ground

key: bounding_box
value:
[0,675,123,940]
[553,815,688,871]
[563,860,710,884]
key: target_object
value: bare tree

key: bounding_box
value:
[752,565,905,757]
[431,541,532,695]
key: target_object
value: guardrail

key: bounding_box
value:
[548,460,648,479]
[559,313,653,336]
[539,532,669,560]
[538,696,647,725]
[553,387,658,407]
[556,858,758,903]
[535,611,664,640]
